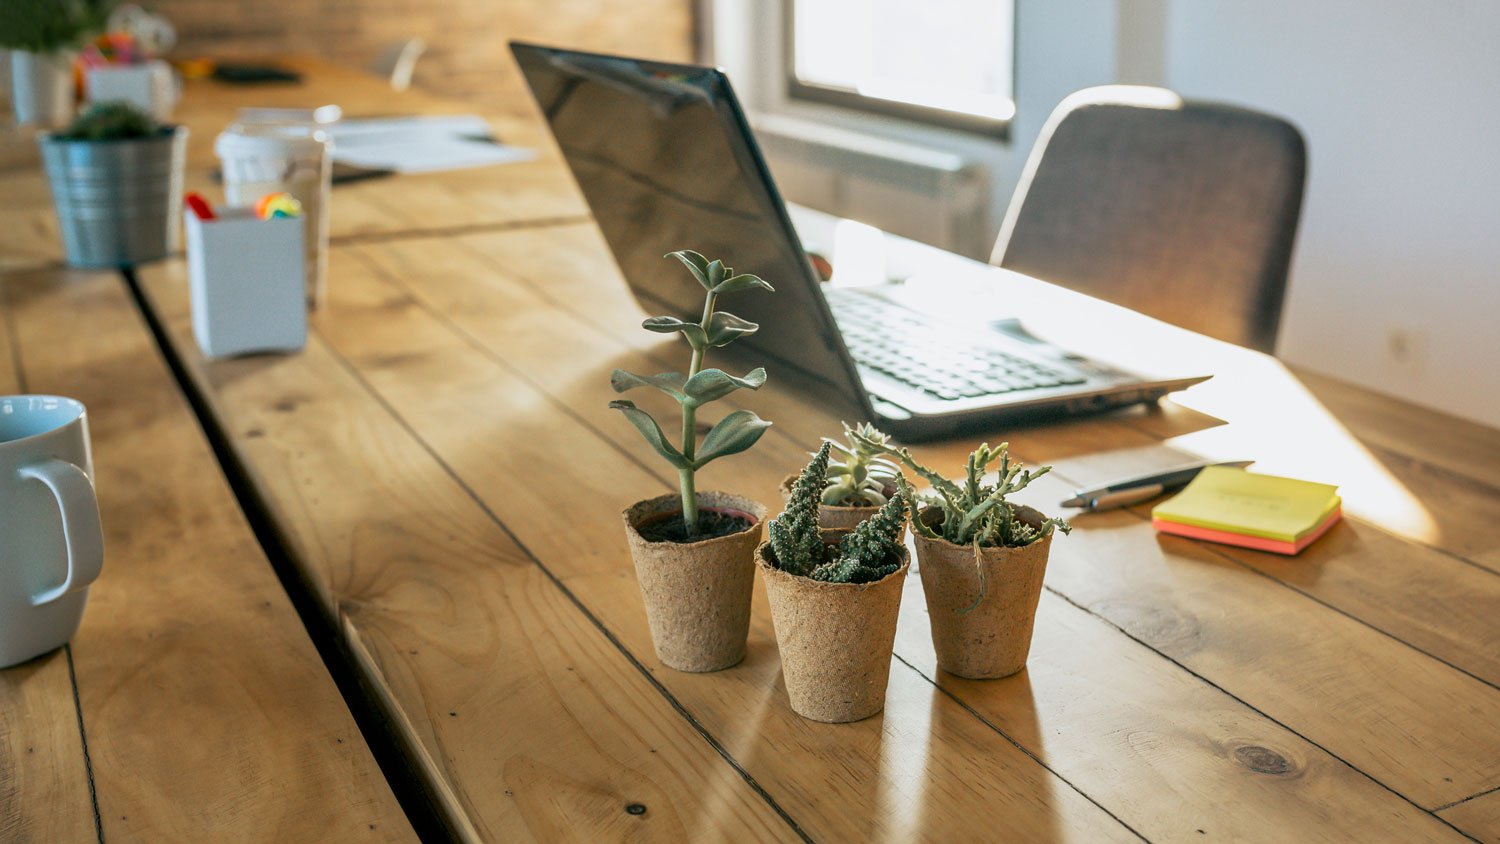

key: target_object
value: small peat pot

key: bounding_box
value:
[913,505,1055,679]
[623,491,767,673]
[758,531,909,723]
[778,474,906,534]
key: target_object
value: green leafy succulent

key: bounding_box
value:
[770,442,907,584]
[1,0,115,52]
[821,422,902,507]
[610,251,774,537]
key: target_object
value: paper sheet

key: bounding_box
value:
[326,115,535,174]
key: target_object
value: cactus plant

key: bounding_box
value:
[856,435,1070,547]
[769,443,907,584]
[820,422,903,507]
[54,101,162,141]
[610,250,774,538]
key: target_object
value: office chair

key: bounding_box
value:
[371,38,426,92]
[991,86,1306,353]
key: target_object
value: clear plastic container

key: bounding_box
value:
[215,120,332,308]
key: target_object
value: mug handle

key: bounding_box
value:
[20,459,104,606]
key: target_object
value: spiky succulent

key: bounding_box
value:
[821,422,902,507]
[55,102,162,141]
[770,443,907,584]
[769,442,829,573]
[810,493,906,583]
[610,251,774,537]
[857,435,1069,548]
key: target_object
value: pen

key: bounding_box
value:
[184,192,216,221]
[1060,460,1254,511]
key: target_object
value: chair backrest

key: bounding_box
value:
[371,38,427,92]
[991,86,1306,352]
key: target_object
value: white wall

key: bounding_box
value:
[1158,0,1500,428]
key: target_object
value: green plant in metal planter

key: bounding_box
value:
[53,101,164,141]
[770,442,908,584]
[610,250,774,537]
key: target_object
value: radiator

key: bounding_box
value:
[751,113,991,260]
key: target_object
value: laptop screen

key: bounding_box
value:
[510,42,869,420]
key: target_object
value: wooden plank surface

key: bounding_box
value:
[1,267,415,842]
[0,286,97,844]
[133,225,1493,839]
[96,55,1500,843]
[454,223,1500,711]
[327,231,1485,836]
[126,311,812,842]
[135,240,1138,841]
[1443,789,1500,844]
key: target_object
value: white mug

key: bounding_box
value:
[0,396,104,668]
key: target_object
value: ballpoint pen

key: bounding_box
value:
[1060,460,1255,511]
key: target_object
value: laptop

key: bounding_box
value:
[511,42,1209,441]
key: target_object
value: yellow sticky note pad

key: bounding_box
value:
[1152,466,1340,543]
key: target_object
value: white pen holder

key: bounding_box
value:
[185,209,307,358]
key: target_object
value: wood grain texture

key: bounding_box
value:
[1120,378,1500,572]
[134,254,1138,842]
[922,424,1500,690]
[0,283,21,391]
[128,273,821,843]
[4,267,414,842]
[0,277,98,844]
[152,0,693,114]
[337,231,1481,837]
[0,651,95,844]
[452,221,1500,692]
[1440,789,1500,843]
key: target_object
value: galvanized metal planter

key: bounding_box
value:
[39,126,188,268]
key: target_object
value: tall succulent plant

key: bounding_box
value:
[770,442,907,584]
[610,251,774,536]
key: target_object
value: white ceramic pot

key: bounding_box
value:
[11,50,76,128]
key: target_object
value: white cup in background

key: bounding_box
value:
[0,396,104,668]
[85,59,178,121]
[215,122,333,309]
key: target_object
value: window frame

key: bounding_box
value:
[781,0,1017,139]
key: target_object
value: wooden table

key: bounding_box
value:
[132,222,1500,840]
[14,57,1500,842]
[0,266,416,841]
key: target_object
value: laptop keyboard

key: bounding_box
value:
[827,290,1087,402]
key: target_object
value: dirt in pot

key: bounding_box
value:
[637,508,754,544]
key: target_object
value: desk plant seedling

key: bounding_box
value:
[39,101,188,267]
[615,250,774,672]
[778,422,907,532]
[857,433,1069,679]
[759,443,910,722]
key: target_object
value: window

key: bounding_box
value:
[787,0,1016,136]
